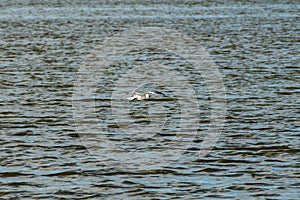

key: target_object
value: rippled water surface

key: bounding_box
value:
[1,1,299,199]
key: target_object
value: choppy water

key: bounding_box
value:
[1,1,299,199]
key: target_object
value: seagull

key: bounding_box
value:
[127,90,166,101]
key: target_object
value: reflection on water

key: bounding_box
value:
[0,1,299,199]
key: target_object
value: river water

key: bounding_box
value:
[0,1,299,199]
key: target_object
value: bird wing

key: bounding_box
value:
[152,90,166,96]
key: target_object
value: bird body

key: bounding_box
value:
[127,91,165,101]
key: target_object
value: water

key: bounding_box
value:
[0,1,299,199]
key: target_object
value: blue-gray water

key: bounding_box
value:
[0,1,299,199]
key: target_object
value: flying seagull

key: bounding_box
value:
[127,90,166,101]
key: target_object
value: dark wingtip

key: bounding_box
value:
[153,90,167,96]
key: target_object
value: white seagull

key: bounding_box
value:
[127,91,166,101]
